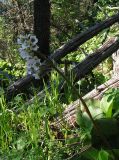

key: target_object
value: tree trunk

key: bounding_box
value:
[34,0,50,60]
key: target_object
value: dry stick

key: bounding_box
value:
[65,145,92,160]
[6,13,119,100]
[94,80,119,99]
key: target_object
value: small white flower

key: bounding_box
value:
[34,73,40,79]
[27,34,31,39]
[30,35,38,45]
[19,34,26,39]
[37,59,41,64]
[34,56,41,64]
[17,38,22,45]
[26,55,32,60]
[27,66,34,74]
[75,19,79,23]
[31,45,39,51]
[33,65,39,71]
[18,48,30,59]
[27,70,32,75]
[22,41,30,49]
[28,58,36,65]
[27,61,32,68]
[33,56,37,60]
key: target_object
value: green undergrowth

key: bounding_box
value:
[0,71,119,159]
[0,1,119,159]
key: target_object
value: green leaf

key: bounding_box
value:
[98,150,109,160]
[82,148,99,160]
[100,95,114,118]
[76,110,93,132]
[106,101,113,118]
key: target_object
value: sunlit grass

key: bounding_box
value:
[0,72,73,159]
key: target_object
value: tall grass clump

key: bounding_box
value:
[0,72,74,159]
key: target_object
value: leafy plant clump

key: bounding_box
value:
[0,0,119,159]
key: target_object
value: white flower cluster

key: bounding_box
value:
[17,34,41,79]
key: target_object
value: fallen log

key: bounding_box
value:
[25,37,119,105]
[51,13,119,61]
[57,78,119,127]
[6,75,34,100]
[6,13,119,100]
[66,37,118,82]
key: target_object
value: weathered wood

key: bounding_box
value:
[73,38,119,82]
[6,37,119,101]
[58,78,119,126]
[112,49,119,78]
[51,13,119,61]
[26,38,119,105]
[6,75,34,100]
[6,13,119,100]
[58,39,119,126]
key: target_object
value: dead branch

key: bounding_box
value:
[27,37,119,106]
[51,13,119,61]
[72,37,119,82]
[6,13,119,100]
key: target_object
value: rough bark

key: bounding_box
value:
[57,78,119,127]
[72,37,118,82]
[6,75,34,100]
[51,13,119,61]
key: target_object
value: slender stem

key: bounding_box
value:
[45,57,118,158]
[37,52,118,158]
